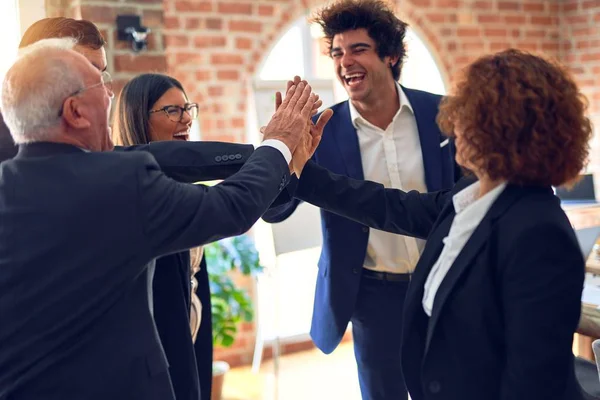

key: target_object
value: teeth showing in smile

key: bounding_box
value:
[344,73,365,86]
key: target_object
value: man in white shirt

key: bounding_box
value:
[263,1,459,399]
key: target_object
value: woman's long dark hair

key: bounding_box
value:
[113,73,186,146]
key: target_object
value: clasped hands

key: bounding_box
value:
[261,76,334,176]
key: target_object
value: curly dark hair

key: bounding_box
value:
[437,49,592,187]
[312,0,408,81]
[19,17,106,50]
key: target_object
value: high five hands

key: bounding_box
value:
[266,76,333,176]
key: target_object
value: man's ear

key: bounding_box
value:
[61,97,91,130]
[388,55,400,68]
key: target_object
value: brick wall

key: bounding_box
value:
[41,0,600,367]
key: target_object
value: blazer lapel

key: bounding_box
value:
[423,185,525,355]
[332,101,365,180]
[403,87,444,191]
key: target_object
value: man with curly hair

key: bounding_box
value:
[264,1,459,398]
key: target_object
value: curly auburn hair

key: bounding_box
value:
[312,0,408,81]
[437,49,592,187]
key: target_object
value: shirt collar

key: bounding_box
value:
[452,181,507,214]
[348,83,414,129]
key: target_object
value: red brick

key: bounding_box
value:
[193,36,227,48]
[490,42,511,52]
[446,42,458,51]
[594,12,600,22]
[114,54,167,73]
[81,6,116,23]
[573,27,597,36]
[516,42,539,51]
[583,0,600,10]
[577,40,590,50]
[231,117,245,128]
[165,34,189,47]
[477,14,501,24]
[164,17,180,29]
[408,0,432,6]
[484,28,508,37]
[504,15,527,24]
[426,13,446,23]
[581,53,600,62]
[462,42,485,52]
[211,53,244,65]
[541,42,560,52]
[235,37,253,49]
[530,16,555,25]
[258,5,275,16]
[456,27,481,37]
[525,30,546,38]
[217,70,241,80]
[175,52,203,65]
[523,3,545,12]
[217,2,252,14]
[567,14,590,24]
[229,20,262,33]
[564,2,579,12]
[435,0,460,8]
[208,86,224,96]
[195,70,212,81]
[206,18,223,30]
[185,17,201,30]
[473,1,492,9]
[142,10,163,28]
[175,1,212,12]
[498,1,520,11]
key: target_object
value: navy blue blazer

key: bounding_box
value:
[263,87,460,353]
[293,166,584,400]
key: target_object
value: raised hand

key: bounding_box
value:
[275,76,322,116]
[292,108,334,177]
[262,82,317,155]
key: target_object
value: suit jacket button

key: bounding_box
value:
[362,227,368,233]
[222,154,228,161]
[235,154,242,159]
[428,381,441,394]
[215,156,222,162]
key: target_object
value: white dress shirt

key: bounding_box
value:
[258,139,292,164]
[349,84,427,273]
[422,181,507,316]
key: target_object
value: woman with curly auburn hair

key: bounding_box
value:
[287,48,591,399]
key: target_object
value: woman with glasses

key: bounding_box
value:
[112,73,208,400]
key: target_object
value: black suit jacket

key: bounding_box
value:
[0,142,290,400]
[294,161,585,400]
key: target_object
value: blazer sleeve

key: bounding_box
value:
[499,224,584,399]
[114,141,254,183]
[136,146,290,257]
[294,160,451,239]
[262,176,302,222]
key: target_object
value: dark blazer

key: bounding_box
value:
[293,162,585,400]
[0,142,290,400]
[263,87,460,353]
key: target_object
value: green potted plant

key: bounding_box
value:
[205,234,263,400]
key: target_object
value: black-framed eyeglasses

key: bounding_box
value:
[58,71,113,116]
[149,103,199,122]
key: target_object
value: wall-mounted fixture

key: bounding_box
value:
[116,15,150,53]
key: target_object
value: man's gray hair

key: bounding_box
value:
[1,37,84,144]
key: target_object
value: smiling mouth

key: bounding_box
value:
[343,72,366,87]
[173,131,189,141]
